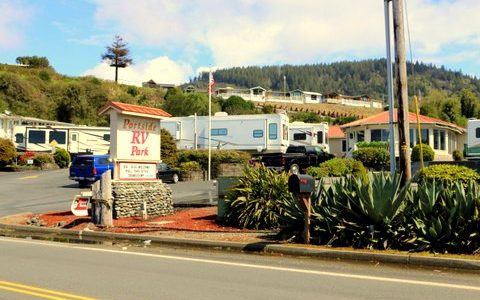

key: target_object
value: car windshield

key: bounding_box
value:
[72,157,93,167]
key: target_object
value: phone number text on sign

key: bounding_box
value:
[119,163,157,180]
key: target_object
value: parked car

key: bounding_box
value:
[156,163,180,183]
[253,145,334,174]
[69,155,113,187]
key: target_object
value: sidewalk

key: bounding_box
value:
[1,205,480,271]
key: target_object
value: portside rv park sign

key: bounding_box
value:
[99,101,172,180]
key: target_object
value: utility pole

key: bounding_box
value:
[384,0,396,174]
[392,0,411,184]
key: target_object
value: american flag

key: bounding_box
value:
[208,72,215,95]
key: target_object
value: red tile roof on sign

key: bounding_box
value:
[100,101,171,118]
[341,109,465,132]
[328,125,346,138]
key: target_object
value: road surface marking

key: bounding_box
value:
[19,175,38,180]
[0,280,96,300]
[1,237,480,293]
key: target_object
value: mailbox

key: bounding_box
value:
[288,174,315,194]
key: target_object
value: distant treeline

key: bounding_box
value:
[189,59,480,100]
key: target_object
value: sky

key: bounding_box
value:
[1,0,480,87]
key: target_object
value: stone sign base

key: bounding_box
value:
[112,181,173,218]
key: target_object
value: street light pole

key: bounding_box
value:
[384,0,396,174]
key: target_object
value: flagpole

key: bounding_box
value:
[208,71,212,181]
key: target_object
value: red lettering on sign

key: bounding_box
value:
[131,146,149,156]
[130,131,149,144]
[75,198,88,210]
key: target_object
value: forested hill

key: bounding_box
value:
[190,59,480,100]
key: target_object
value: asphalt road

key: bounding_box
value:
[0,237,479,300]
[0,169,216,216]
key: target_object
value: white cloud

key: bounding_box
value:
[0,1,33,49]
[90,0,480,74]
[82,56,192,86]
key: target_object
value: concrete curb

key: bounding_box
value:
[1,223,479,271]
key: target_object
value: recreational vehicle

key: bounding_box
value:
[13,125,111,155]
[161,113,289,153]
[288,121,329,152]
[466,119,480,158]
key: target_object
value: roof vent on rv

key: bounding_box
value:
[214,112,228,116]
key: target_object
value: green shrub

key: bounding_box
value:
[411,143,434,162]
[33,153,55,167]
[417,164,480,184]
[306,158,367,180]
[0,138,17,167]
[352,147,390,170]
[178,149,250,171]
[161,128,178,167]
[53,147,71,168]
[356,141,388,149]
[38,70,51,82]
[179,161,201,172]
[224,166,293,229]
[452,150,463,161]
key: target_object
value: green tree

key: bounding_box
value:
[164,92,220,116]
[161,128,178,167]
[221,95,256,115]
[459,88,478,118]
[289,112,322,123]
[15,56,50,68]
[101,35,132,83]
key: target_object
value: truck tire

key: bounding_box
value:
[290,163,300,175]
[78,180,88,188]
[172,173,179,184]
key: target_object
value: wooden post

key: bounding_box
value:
[299,193,311,244]
[393,0,411,184]
[91,170,113,227]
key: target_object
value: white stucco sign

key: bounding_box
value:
[99,101,172,180]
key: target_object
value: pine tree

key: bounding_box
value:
[101,35,132,83]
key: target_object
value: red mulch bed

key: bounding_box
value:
[36,207,250,233]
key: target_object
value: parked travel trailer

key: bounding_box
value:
[13,125,111,154]
[465,119,480,158]
[161,113,289,153]
[288,122,329,152]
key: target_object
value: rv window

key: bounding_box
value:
[476,128,480,138]
[71,134,77,142]
[252,130,263,138]
[49,131,66,144]
[103,134,111,141]
[211,128,228,136]
[268,123,278,140]
[15,133,24,144]
[293,133,307,141]
[28,130,46,144]
[317,131,324,144]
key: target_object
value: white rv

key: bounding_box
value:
[161,113,289,153]
[466,119,480,158]
[13,125,111,154]
[288,121,329,152]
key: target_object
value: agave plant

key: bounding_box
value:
[408,180,480,253]
[311,172,412,249]
[224,166,294,229]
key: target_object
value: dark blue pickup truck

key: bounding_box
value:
[69,155,114,187]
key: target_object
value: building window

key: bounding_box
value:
[357,130,365,142]
[317,131,324,144]
[476,128,480,138]
[421,129,429,145]
[433,129,446,150]
[311,95,317,100]
[371,129,389,142]
[211,128,228,136]
[15,133,24,144]
[268,123,278,140]
[49,131,66,144]
[409,129,416,148]
[103,134,110,141]
[342,139,347,152]
[293,133,307,141]
[253,130,263,138]
[28,130,46,144]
